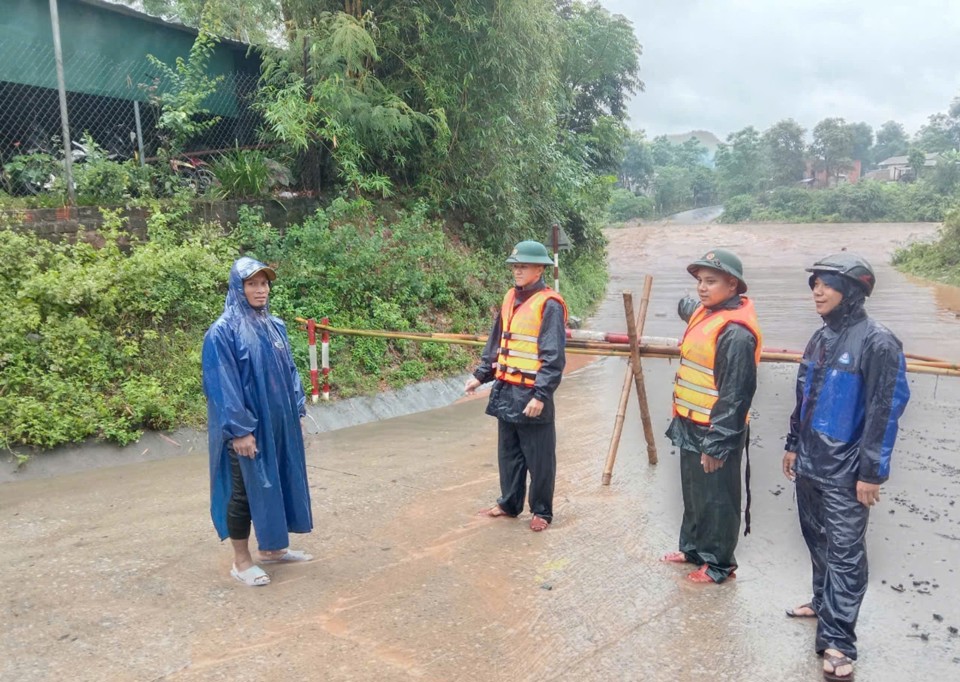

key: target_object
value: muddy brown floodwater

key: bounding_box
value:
[2,222,959,681]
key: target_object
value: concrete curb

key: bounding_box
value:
[1,374,475,484]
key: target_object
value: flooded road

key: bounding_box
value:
[2,222,960,681]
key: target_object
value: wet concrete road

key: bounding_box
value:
[3,222,960,681]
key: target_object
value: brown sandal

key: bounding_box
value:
[822,652,854,681]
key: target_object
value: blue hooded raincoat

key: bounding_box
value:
[202,257,313,550]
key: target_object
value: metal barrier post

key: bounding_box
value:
[321,317,331,400]
[133,100,146,166]
[552,222,560,292]
[307,318,320,403]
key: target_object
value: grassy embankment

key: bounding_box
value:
[1,198,607,452]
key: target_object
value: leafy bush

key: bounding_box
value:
[720,194,757,222]
[893,207,960,284]
[607,187,654,222]
[209,149,288,199]
[722,180,958,224]
[74,157,149,205]
[4,197,607,450]
[0,212,236,449]
[2,151,60,196]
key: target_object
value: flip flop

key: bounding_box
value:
[231,563,270,586]
[259,549,314,564]
[822,652,855,681]
[660,551,692,564]
[786,602,817,618]
[686,565,736,583]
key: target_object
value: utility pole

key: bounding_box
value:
[48,0,76,205]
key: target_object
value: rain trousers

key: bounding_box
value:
[202,257,313,551]
[666,294,759,582]
[474,279,566,522]
[786,286,909,660]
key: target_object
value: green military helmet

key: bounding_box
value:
[687,247,747,294]
[505,240,554,265]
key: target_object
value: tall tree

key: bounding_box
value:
[931,149,960,193]
[652,165,692,214]
[914,112,960,153]
[675,138,708,169]
[648,135,678,167]
[761,118,806,187]
[810,118,853,184]
[907,147,928,180]
[619,130,654,192]
[555,2,643,136]
[714,126,764,198]
[135,0,281,42]
[690,165,717,207]
[848,121,874,167]
[873,121,909,163]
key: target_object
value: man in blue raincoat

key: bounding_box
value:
[202,257,314,586]
[783,253,910,681]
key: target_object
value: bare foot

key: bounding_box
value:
[477,504,509,517]
[823,649,854,680]
[529,515,549,532]
[786,603,817,618]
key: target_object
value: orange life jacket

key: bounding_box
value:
[494,287,568,387]
[672,297,763,425]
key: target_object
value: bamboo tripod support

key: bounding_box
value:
[602,277,658,485]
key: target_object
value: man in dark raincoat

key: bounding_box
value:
[202,257,313,586]
[662,248,763,583]
[783,253,909,681]
[466,240,567,531]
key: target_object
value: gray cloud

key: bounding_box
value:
[601,0,960,140]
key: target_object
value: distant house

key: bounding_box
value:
[802,159,861,188]
[876,153,940,181]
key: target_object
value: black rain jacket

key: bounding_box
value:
[785,297,910,487]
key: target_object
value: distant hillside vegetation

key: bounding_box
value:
[664,130,721,156]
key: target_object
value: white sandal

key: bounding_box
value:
[230,563,271,586]
[259,549,314,564]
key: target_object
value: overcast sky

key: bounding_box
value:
[600,0,960,141]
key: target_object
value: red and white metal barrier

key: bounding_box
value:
[307,318,320,403]
[305,317,332,401]
[320,316,330,401]
[551,223,560,292]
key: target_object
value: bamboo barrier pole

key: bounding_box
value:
[626,277,657,466]
[601,291,642,485]
[293,319,960,377]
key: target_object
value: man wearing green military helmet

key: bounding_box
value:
[466,240,568,531]
[662,247,762,583]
